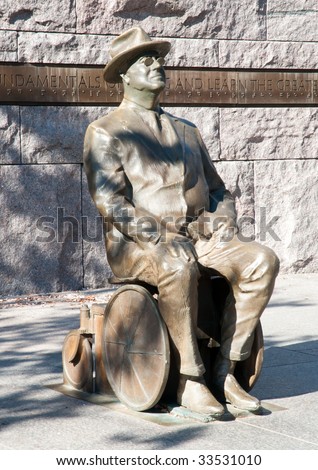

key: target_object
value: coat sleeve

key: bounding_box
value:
[188,128,238,239]
[83,123,161,245]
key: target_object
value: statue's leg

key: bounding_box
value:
[153,253,224,416]
[196,235,279,410]
[112,241,224,416]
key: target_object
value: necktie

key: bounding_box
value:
[147,110,163,140]
[136,108,183,165]
[145,110,179,148]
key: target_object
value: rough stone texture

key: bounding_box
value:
[270,0,318,7]
[215,161,255,220]
[219,40,318,69]
[20,106,109,164]
[254,160,318,273]
[0,106,21,164]
[0,30,18,61]
[82,173,112,289]
[219,108,318,161]
[0,164,83,295]
[18,32,111,65]
[81,106,118,288]
[17,32,219,67]
[0,1,318,294]
[165,106,220,160]
[166,38,218,67]
[214,161,255,239]
[268,1,318,41]
[0,0,76,32]
[20,105,219,165]
[76,0,266,40]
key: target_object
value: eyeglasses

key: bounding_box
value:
[138,56,165,67]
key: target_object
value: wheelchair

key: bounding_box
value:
[62,274,264,412]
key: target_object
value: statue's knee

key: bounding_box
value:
[271,251,280,277]
[161,256,200,283]
[259,247,280,278]
[175,258,200,280]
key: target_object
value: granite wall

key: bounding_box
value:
[0,1,317,295]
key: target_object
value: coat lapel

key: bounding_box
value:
[119,104,185,168]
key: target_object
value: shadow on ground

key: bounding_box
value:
[1,301,318,439]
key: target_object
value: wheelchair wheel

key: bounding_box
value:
[62,330,93,392]
[103,285,170,411]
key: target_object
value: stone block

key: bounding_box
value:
[18,32,218,67]
[219,40,318,69]
[254,160,318,273]
[214,161,255,240]
[20,106,111,164]
[18,32,111,65]
[0,0,76,32]
[268,1,318,41]
[0,30,18,61]
[76,0,266,40]
[270,0,317,7]
[82,174,112,289]
[166,38,218,68]
[0,164,83,295]
[219,108,318,161]
[164,106,220,160]
[0,106,21,164]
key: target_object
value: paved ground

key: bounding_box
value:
[0,274,318,451]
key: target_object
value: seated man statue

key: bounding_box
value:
[83,26,280,418]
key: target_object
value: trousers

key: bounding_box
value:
[112,233,280,377]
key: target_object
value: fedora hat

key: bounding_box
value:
[103,27,171,83]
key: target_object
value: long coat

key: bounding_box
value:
[83,99,236,277]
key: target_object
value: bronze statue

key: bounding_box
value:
[83,27,279,418]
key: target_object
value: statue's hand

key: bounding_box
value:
[147,232,197,263]
[187,211,237,241]
[164,235,197,262]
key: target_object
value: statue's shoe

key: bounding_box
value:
[215,374,261,411]
[177,375,224,417]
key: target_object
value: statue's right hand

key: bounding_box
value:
[154,233,197,263]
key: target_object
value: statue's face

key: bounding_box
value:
[123,52,166,93]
